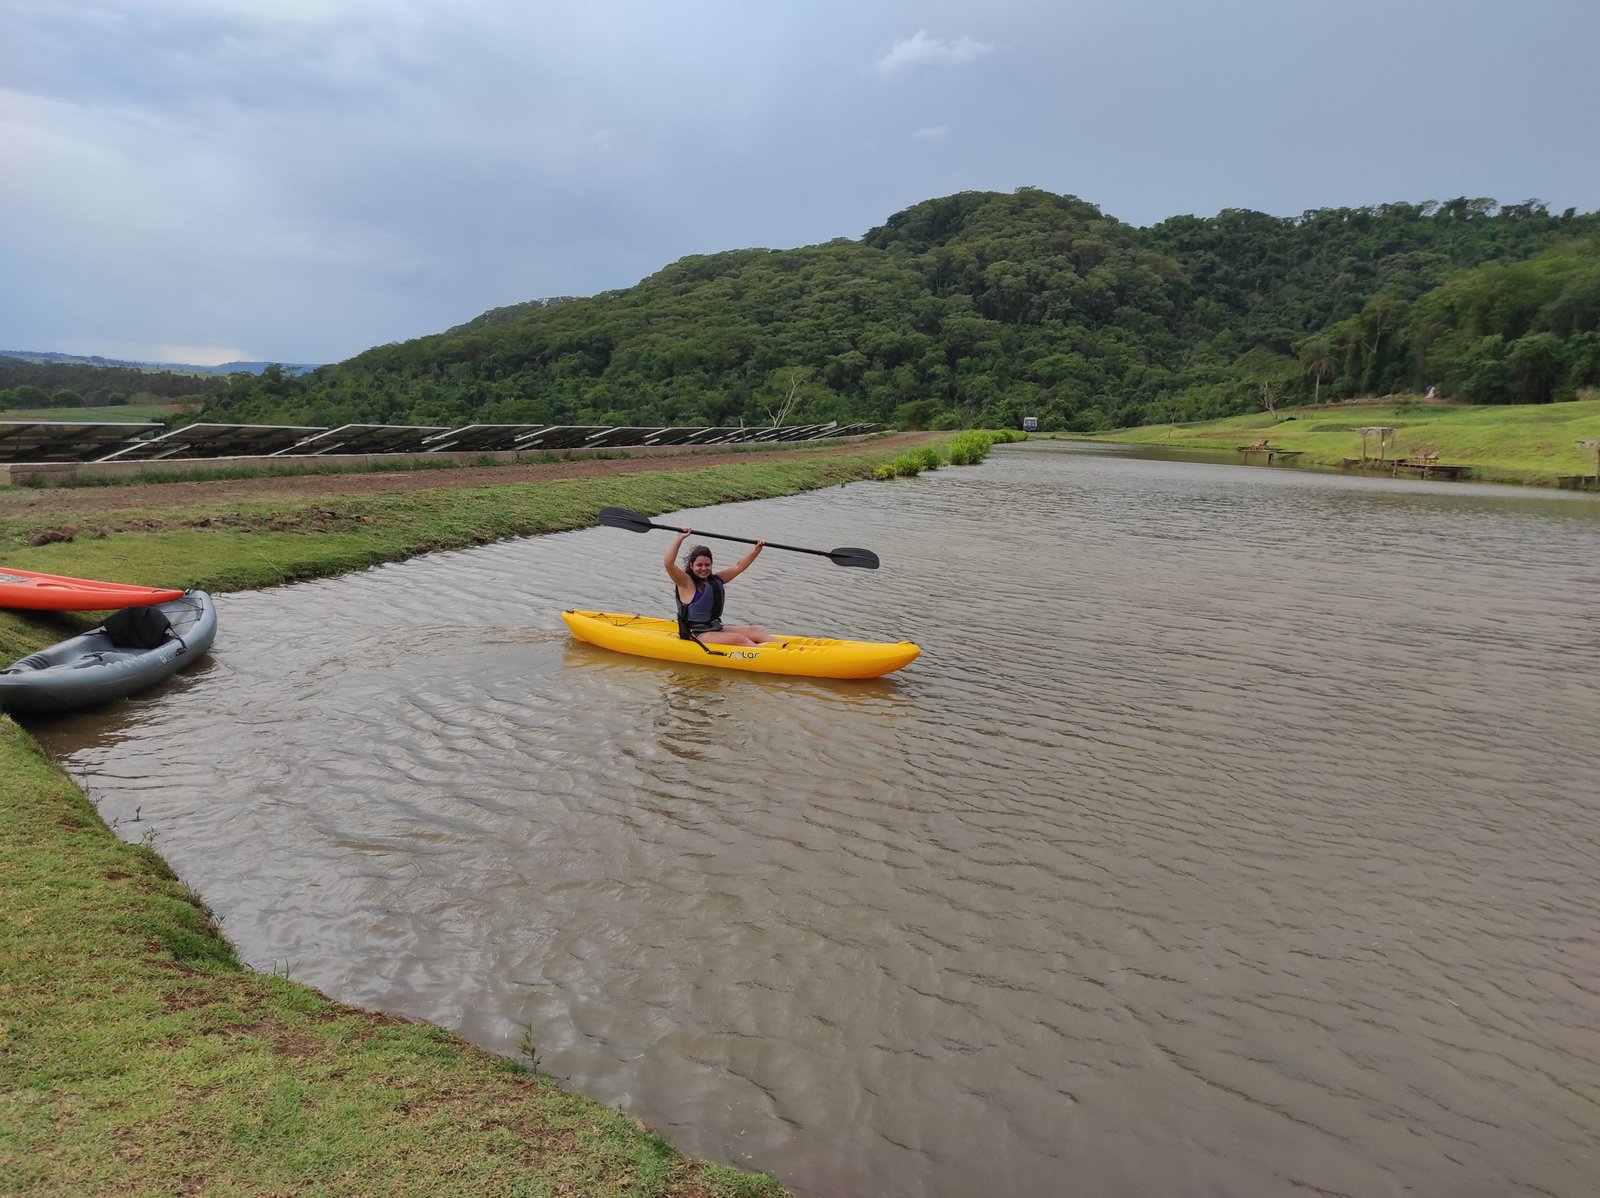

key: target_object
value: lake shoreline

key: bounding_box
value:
[1058,395,1600,490]
[0,436,966,1197]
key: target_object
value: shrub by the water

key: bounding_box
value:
[870,451,936,480]
[946,429,1021,465]
[873,429,1022,478]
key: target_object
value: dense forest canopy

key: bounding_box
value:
[0,357,214,411]
[44,190,1600,432]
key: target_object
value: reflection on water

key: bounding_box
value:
[38,444,1600,1197]
[18,654,221,745]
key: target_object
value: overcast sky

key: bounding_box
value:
[4,0,1598,366]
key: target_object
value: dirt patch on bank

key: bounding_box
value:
[1,432,940,518]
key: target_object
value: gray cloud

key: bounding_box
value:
[3,0,1598,365]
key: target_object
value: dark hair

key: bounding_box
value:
[685,544,713,567]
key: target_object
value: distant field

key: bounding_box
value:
[0,403,183,424]
[1078,396,1600,485]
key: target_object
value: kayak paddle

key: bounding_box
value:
[597,507,880,569]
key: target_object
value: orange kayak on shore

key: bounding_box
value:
[0,567,185,612]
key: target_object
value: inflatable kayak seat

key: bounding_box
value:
[101,604,173,650]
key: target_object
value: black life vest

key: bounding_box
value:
[675,576,725,640]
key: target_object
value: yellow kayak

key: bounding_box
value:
[562,611,921,679]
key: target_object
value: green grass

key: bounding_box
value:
[0,727,784,1195]
[0,403,184,423]
[1071,395,1600,485]
[0,439,972,1197]
[869,429,1023,479]
[0,455,916,591]
[24,455,481,488]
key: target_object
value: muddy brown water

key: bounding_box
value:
[38,443,1600,1196]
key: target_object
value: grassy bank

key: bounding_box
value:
[0,445,961,1196]
[0,403,184,423]
[1073,395,1600,486]
[0,452,916,599]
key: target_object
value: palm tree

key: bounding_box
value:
[1299,338,1334,404]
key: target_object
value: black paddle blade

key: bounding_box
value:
[597,507,657,533]
[828,547,880,569]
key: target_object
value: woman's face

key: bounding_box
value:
[689,553,714,578]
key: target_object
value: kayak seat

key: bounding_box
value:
[101,605,173,650]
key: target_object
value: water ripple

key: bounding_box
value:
[37,443,1600,1198]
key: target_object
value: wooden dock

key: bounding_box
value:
[1338,456,1474,481]
[1389,458,1471,481]
[1236,443,1303,465]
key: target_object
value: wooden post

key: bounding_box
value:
[1355,426,1396,466]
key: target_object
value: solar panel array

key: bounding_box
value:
[96,423,326,462]
[273,425,448,456]
[0,419,879,465]
[417,424,551,453]
[0,421,166,462]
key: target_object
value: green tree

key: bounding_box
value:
[893,399,946,430]
[1506,332,1565,403]
[1297,338,1335,403]
[1352,294,1408,391]
[167,187,1600,432]
[1456,335,1510,403]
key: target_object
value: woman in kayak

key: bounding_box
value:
[665,528,772,646]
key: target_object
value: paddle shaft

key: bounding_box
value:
[597,507,879,569]
[657,521,821,560]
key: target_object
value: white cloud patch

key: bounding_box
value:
[874,31,995,77]
[913,125,949,140]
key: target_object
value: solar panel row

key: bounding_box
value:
[0,419,879,465]
[0,421,166,462]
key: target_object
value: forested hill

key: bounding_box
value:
[0,356,215,409]
[197,189,1600,433]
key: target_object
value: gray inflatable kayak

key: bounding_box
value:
[0,590,218,715]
